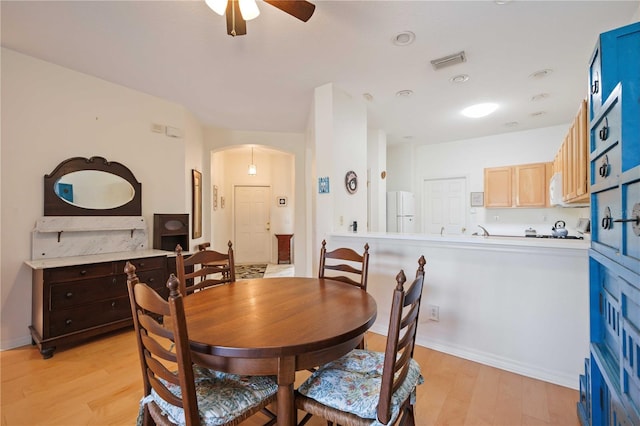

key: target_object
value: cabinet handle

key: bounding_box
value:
[601,206,613,230]
[112,278,117,284]
[591,72,599,95]
[80,270,87,276]
[65,319,72,326]
[111,301,116,308]
[598,155,609,178]
[613,203,640,237]
[148,278,155,283]
[139,263,145,268]
[65,292,73,298]
[599,117,609,141]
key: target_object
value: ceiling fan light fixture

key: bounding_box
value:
[205,0,228,16]
[239,0,260,21]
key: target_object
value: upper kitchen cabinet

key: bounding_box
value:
[484,162,551,208]
[553,99,589,205]
[484,166,512,207]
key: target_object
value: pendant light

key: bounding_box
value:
[248,147,257,176]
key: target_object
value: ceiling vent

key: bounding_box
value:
[430,51,466,70]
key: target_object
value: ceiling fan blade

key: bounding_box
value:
[226,0,247,36]
[264,0,315,22]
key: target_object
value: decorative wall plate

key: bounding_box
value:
[345,171,358,194]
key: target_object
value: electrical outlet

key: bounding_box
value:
[427,304,439,321]
[494,215,500,222]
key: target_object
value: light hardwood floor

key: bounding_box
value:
[1,330,580,426]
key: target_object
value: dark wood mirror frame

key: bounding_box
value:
[44,156,142,216]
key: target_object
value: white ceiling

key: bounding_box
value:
[2,1,638,145]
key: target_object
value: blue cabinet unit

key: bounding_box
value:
[582,21,640,426]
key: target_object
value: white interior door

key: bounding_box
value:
[234,186,271,263]
[423,177,466,235]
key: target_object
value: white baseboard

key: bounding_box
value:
[368,324,578,390]
[1,335,33,351]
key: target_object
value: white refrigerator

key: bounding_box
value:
[387,191,415,233]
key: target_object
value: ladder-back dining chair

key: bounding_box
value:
[175,241,235,296]
[296,255,426,426]
[318,239,370,351]
[125,262,277,426]
[318,239,370,291]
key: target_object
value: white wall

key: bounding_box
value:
[367,128,387,232]
[0,49,201,349]
[388,124,590,236]
[311,83,368,261]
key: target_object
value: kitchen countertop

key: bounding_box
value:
[331,231,590,252]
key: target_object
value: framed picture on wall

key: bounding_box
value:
[192,169,202,238]
[470,192,484,207]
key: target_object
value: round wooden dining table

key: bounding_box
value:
[182,276,377,426]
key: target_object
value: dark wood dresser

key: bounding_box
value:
[27,250,170,359]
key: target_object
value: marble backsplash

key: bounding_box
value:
[31,216,149,260]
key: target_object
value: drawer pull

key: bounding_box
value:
[139,263,145,268]
[112,278,117,284]
[601,206,613,230]
[591,73,599,95]
[613,203,640,237]
[148,278,155,283]
[65,292,73,298]
[599,118,609,141]
[598,155,609,178]
[111,301,116,308]
[65,319,72,326]
[80,270,87,276]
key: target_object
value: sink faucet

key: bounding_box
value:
[477,225,490,237]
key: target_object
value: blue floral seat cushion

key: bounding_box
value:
[297,349,424,425]
[137,365,277,426]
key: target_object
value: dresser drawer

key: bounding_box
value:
[591,88,621,158]
[588,42,603,119]
[115,256,166,274]
[45,262,113,283]
[49,296,131,336]
[50,275,122,310]
[621,177,640,273]
[592,186,622,252]
[621,278,640,422]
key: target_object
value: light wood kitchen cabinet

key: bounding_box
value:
[554,99,589,204]
[515,162,551,207]
[484,166,512,207]
[484,162,552,208]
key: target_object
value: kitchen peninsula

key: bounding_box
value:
[326,232,589,389]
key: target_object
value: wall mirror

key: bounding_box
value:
[44,156,142,216]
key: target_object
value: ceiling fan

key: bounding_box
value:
[205,0,316,37]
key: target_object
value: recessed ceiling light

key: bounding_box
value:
[396,90,414,97]
[530,93,550,102]
[449,74,470,84]
[403,135,413,139]
[494,0,512,4]
[393,31,415,46]
[362,93,374,102]
[530,111,547,117]
[529,69,553,79]
[461,103,499,118]
[505,121,519,127]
